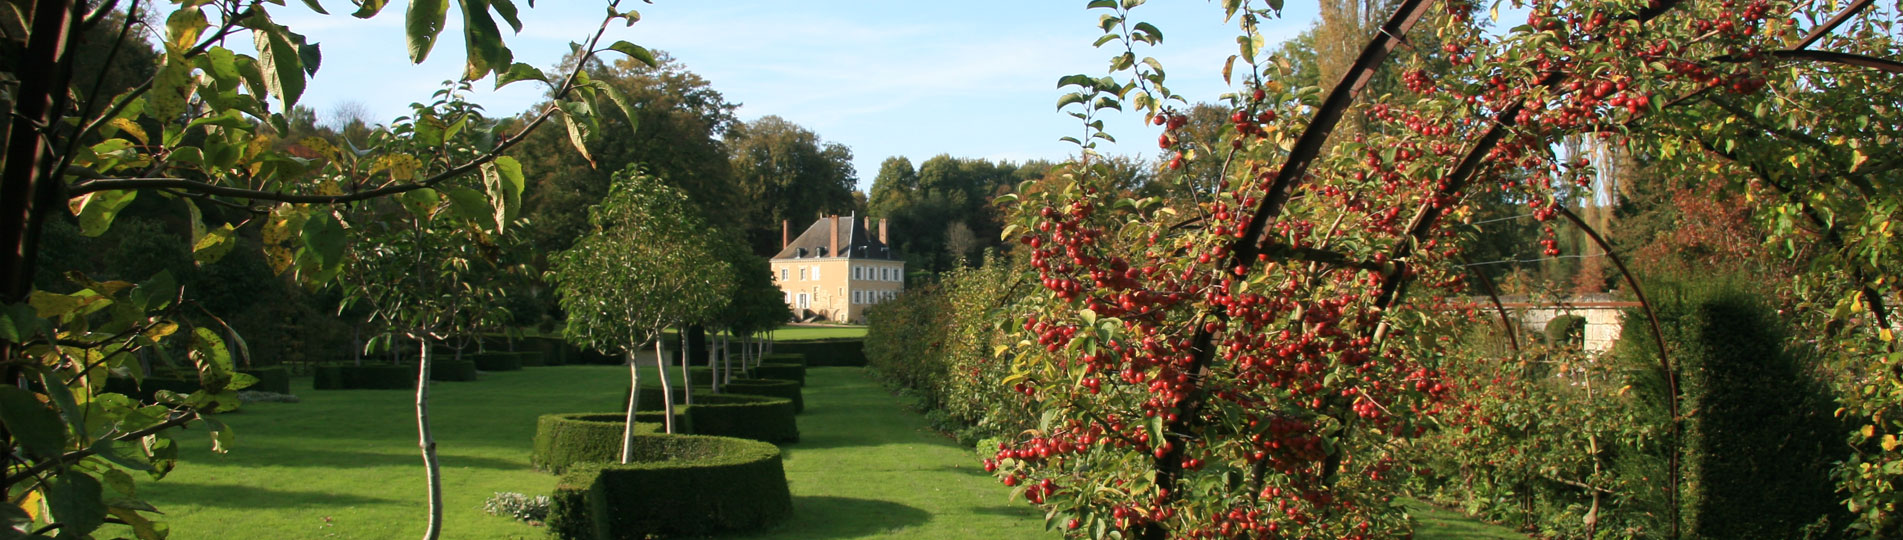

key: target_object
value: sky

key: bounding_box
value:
[265,1,1326,193]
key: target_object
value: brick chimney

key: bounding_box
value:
[781,219,790,248]
[879,218,888,244]
[828,215,839,257]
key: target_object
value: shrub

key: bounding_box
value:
[545,434,791,539]
[753,361,805,386]
[481,491,550,522]
[681,393,798,443]
[1545,314,1586,350]
[312,364,416,390]
[1614,283,1848,538]
[431,359,478,382]
[772,339,864,366]
[721,378,802,413]
[687,366,715,386]
[760,352,806,367]
[530,412,668,473]
[469,351,525,371]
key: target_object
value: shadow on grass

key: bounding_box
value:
[731,496,930,539]
[144,482,400,509]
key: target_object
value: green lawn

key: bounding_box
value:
[1407,499,1530,539]
[772,324,868,341]
[108,365,1050,539]
[104,363,1516,539]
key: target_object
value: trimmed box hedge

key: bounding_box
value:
[312,364,415,390]
[772,338,864,366]
[468,351,526,371]
[547,434,791,539]
[682,393,798,443]
[759,352,806,367]
[430,359,478,382]
[753,361,805,386]
[722,378,803,413]
[530,412,669,473]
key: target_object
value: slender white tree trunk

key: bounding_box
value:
[415,337,443,540]
[718,331,731,390]
[621,348,641,464]
[655,332,676,434]
[679,329,694,405]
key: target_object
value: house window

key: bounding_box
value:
[780,268,788,281]
[813,265,821,281]
[799,268,807,281]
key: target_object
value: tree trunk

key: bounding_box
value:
[679,328,693,405]
[719,331,731,390]
[414,338,444,540]
[621,348,640,463]
[655,332,676,434]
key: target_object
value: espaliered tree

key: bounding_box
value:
[0,1,656,537]
[550,167,733,451]
[988,0,1900,539]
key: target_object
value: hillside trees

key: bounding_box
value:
[549,167,733,448]
[987,0,1902,539]
[1,1,655,537]
[869,155,1043,274]
[727,115,859,255]
[512,52,741,254]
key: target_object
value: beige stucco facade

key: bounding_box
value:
[770,214,905,324]
[770,258,905,323]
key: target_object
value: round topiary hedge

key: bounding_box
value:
[430,359,478,382]
[312,364,415,390]
[546,434,790,539]
[530,412,670,473]
[752,362,806,386]
[685,393,798,443]
[723,378,803,413]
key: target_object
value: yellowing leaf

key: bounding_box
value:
[1884,434,1899,452]
[1863,424,1878,439]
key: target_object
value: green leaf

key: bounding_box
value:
[301,0,330,14]
[492,0,522,31]
[1057,92,1090,111]
[603,40,657,67]
[92,440,157,472]
[1133,21,1163,43]
[495,62,547,89]
[0,302,45,343]
[45,471,108,537]
[253,22,307,110]
[353,0,388,18]
[165,8,208,52]
[443,186,492,224]
[0,386,66,459]
[484,156,525,231]
[458,0,512,80]
[398,187,440,220]
[559,106,596,168]
[193,223,238,266]
[597,83,639,130]
[73,189,138,237]
[406,0,450,63]
[300,211,346,272]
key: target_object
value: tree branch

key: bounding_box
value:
[3,410,199,486]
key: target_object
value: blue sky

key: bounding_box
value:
[270,1,1324,192]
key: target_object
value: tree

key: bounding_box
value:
[869,154,1026,275]
[726,115,858,255]
[1,2,654,537]
[513,52,741,255]
[997,0,1902,538]
[550,166,733,457]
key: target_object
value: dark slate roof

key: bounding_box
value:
[771,214,899,260]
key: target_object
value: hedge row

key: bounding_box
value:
[547,434,790,539]
[313,364,415,390]
[753,362,805,386]
[623,387,802,439]
[760,352,806,366]
[104,366,293,401]
[772,339,864,366]
[720,378,803,413]
[530,412,669,473]
[431,360,477,382]
[468,351,527,371]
